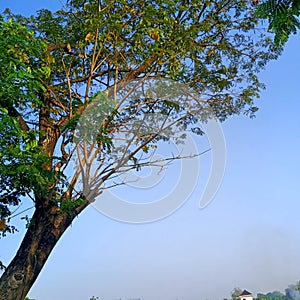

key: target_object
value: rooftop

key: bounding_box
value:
[240,290,252,296]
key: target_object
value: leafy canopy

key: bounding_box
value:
[0,17,53,236]
[256,0,300,45]
[0,0,281,235]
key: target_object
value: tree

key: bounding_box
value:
[257,292,287,300]
[231,287,243,300]
[256,0,300,45]
[295,280,300,291]
[285,284,300,300]
[0,0,280,299]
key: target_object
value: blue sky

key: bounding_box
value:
[1,1,300,300]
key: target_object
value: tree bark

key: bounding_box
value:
[0,204,76,300]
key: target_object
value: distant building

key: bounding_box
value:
[239,290,253,300]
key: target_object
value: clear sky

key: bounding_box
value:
[1,1,300,300]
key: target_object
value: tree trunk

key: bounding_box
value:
[0,204,76,300]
